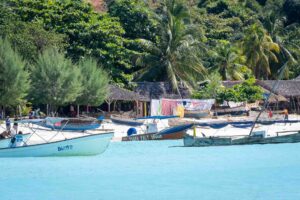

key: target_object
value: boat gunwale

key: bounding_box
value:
[0,131,114,151]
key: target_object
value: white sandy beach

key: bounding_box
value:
[1,113,300,146]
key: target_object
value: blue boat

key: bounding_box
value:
[32,117,103,131]
[110,115,145,126]
[111,115,179,126]
[122,123,194,141]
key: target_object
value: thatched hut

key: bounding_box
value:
[257,80,300,112]
[132,82,191,116]
[106,85,140,113]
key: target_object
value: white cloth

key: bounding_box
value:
[10,129,17,137]
[151,99,161,116]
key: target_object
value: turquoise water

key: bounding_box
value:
[1,140,300,200]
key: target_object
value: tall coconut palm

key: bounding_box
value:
[135,0,207,93]
[263,10,299,78]
[241,24,280,79]
[213,40,248,80]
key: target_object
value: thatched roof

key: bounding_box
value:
[222,81,288,102]
[257,80,300,98]
[133,82,191,101]
[107,85,140,102]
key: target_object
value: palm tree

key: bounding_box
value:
[135,0,207,93]
[263,10,299,78]
[241,23,280,79]
[213,40,248,80]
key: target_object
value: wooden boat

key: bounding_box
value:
[213,106,248,116]
[35,117,103,131]
[0,133,31,148]
[122,123,194,141]
[111,115,145,126]
[184,110,210,119]
[184,130,300,147]
[0,132,113,157]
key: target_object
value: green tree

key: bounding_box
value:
[0,2,66,63]
[7,0,135,86]
[241,24,280,79]
[0,21,66,64]
[0,38,30,116]
[30,48,83,114]
[75,57,109,116]
[192,72,224,102]
[263,9,299,78]
[212,40,250,80]
[108,0,158,41]
[135,0,207,93]
[218,78,263,103]
[283,0,300,24]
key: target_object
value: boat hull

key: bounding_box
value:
[111,115,144,126]
[0,132,113,157]
[122,124,194,141]
[184,110,210,119]
[184,132,300,147]
[39,123,101,131]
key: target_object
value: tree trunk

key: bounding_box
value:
[46,104,49,116]
[113,101,117,112]
[77,104,80,118]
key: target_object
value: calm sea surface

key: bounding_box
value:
[1,140,300,200]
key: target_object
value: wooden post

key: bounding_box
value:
[144,102,147,116]
[135,100,138,116]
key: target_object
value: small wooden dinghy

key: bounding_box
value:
[0,132,113,157]
[110,115,145,126]
[122,123,194,141]
[184,110,210,119]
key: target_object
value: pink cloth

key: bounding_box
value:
[161,99,178,115]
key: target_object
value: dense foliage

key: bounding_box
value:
[193,77,263,103]
[0,38,30,109]
[76,57,109,106]
[30,48,83,113]
[0,0,299,114]
[218,78,264,103]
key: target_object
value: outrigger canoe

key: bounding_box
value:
[32,117,103,131]
[122,123,194,141]
[0,132,113,157]
[183,130,300,147]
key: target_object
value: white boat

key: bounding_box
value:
[0,132,113,157]
[0,133,31,149]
